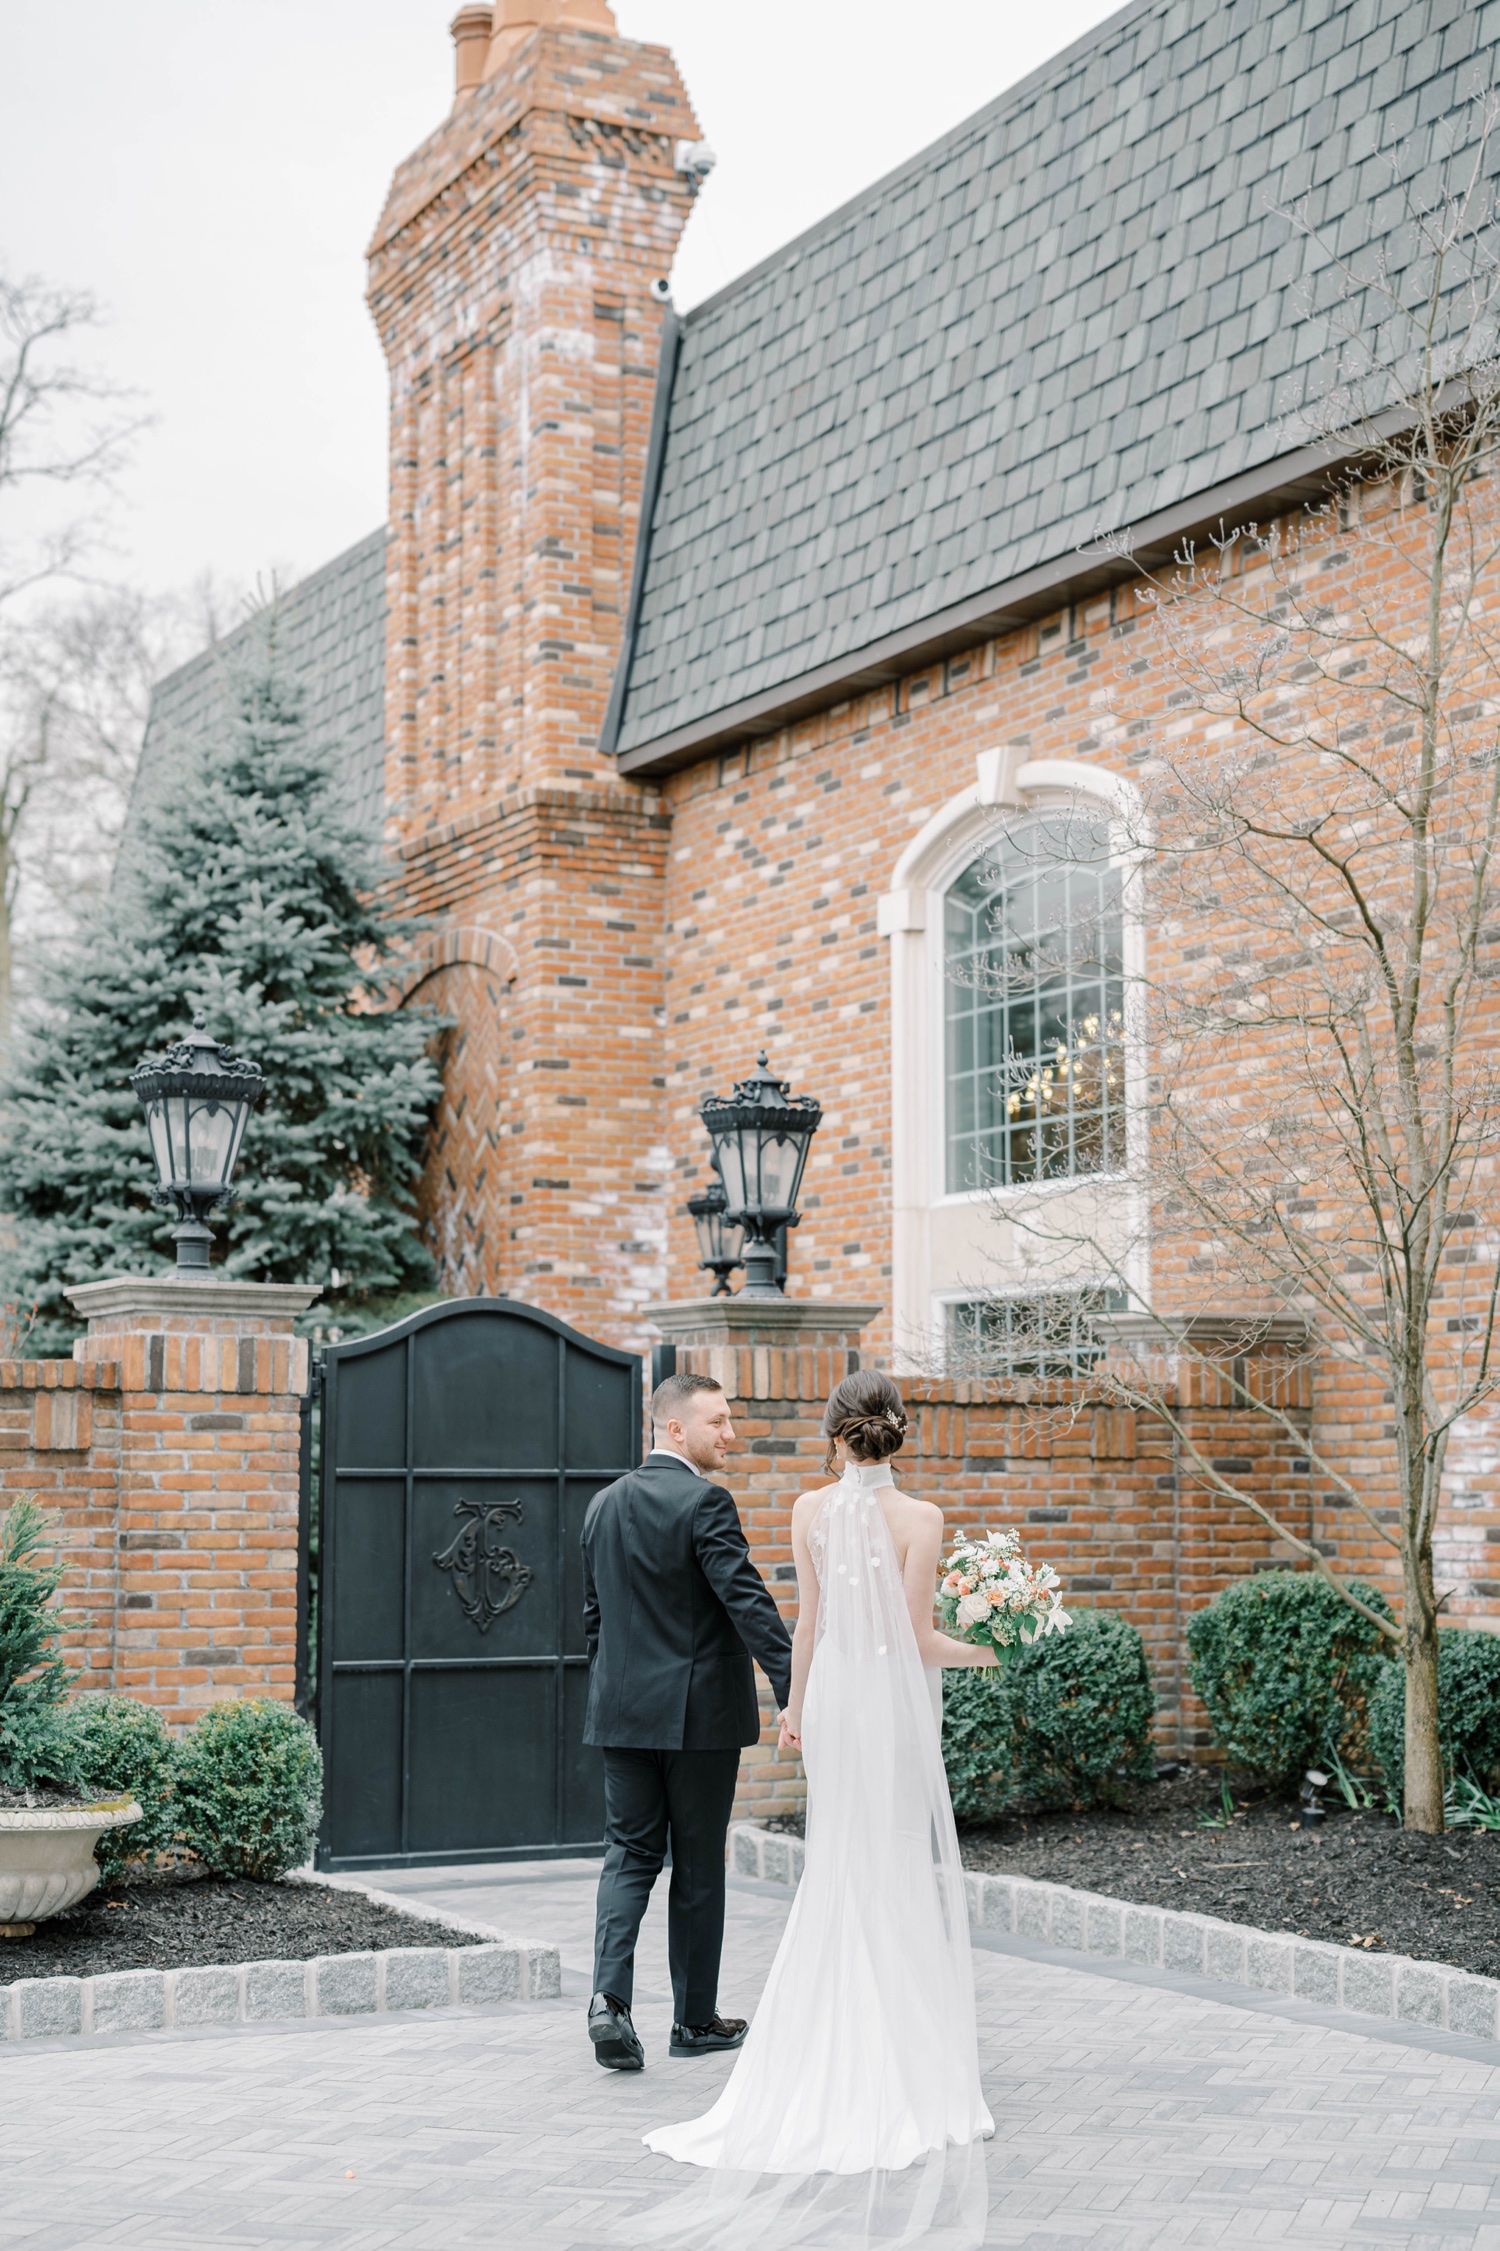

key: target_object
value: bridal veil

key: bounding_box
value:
[624,1459,992,2249]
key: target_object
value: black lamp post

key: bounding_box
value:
[699,1052,822,1299]
[131,1014,265,1274]
[686,1172,744,1296]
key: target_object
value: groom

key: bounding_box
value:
[580,1370,793,2072]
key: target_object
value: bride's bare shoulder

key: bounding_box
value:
[791,1482,840,1523]
[890,1489,945,1532]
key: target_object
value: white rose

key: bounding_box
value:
[956,1592,991,1628]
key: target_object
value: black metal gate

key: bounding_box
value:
[313,1297,639,1868]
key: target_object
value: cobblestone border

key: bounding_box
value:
[0,1871,561,2043]
[729,1822,1500,2041]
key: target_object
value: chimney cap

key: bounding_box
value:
[451,5,495,102]
[485,0,618,77]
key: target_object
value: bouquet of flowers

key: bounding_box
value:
[938,1527,1071,1657]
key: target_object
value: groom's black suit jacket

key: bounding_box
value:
[581,1452,793,1749]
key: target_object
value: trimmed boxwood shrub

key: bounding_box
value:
[1187,1570,1393,1790]
[1007,1610,1157,1809]
[940,1667,1014,1821]
[942,1611,1156,1816]
[1369,1629,1500,1800]
[63,1696,177,1883]
[175,1700,323,1881]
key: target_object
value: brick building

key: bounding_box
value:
[137,0,1500,1773]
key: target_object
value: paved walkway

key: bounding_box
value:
[3,1860,1500,2249]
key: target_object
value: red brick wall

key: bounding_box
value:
[0,1319,308,1723]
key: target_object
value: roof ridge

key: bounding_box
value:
[680,0,1161,327]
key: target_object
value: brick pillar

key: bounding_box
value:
[648,1297,880,1819]
[65,1277,319,1721]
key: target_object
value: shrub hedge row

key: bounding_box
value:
[63,1696,322,1884]
[942,1610,1157,1817]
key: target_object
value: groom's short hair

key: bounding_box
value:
[651,1371,724,1427]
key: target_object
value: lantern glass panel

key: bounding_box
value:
[187,1096,239,1188]
[692,1204,719,1265]
[718,1210,745,1263]
[143,1100,177,1187]
[757,1133,803,1213]
[716,1136,750,1215]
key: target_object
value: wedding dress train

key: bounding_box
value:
[625,1460,992,2249]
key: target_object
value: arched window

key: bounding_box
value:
[942,808,1125,1193]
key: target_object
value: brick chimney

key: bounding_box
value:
[450,5,494,103]
[369,11,698,836]
[365,16,701,1341]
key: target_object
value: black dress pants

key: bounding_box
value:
[593,1745,741,2026]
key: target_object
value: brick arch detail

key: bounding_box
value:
[392,925,520,1005]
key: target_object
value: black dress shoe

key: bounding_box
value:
[588,1990,645,2070]
[669,2014,748,2058]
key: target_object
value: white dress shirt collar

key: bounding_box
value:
[647,1443,699,1473]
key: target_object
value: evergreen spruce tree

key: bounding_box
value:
[0,638,441,1350]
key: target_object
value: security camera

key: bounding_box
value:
[675,140,718,187]
[649,277,672,303]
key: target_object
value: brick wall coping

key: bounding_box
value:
[729,1823,1500,2043]
[66,1277,322,1325]
[0,1360,117,1390]
[0,1871,560,2042]
[648,1298,881,1347]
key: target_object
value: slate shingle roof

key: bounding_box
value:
[611,0,1500,768]
[135,529,387,840]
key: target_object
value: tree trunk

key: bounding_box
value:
[1402,1541,1444,1832]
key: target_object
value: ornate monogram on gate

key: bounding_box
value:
[431,1499,533,1632]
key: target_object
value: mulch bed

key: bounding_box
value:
[764,1770,1500,1981]
[0,1864,485,1984]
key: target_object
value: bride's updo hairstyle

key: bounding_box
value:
[822,1370,908,1476]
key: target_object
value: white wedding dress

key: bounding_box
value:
[625,1459,993,2250]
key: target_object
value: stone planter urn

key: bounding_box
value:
[0,1800,142,1929]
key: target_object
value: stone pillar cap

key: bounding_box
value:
[66,1276,323,1324]
[646,1297,881,1345]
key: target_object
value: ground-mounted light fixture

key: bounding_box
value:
[698,1052,822,1299]
[131,1014,265,1275]
[686,1171,744,1297]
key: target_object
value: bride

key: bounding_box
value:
[628,1371,1000,2250]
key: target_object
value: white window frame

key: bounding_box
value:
[878,749,1149,1362]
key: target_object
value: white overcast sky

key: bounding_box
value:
[0,0,1127,606]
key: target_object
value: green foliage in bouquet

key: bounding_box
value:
[64,1696,178,1881]
[1369,1628,1500,1801]
[0,1497,77,1792]
[175,1699,323,1881]
[942,1612,1156,1816]
[1187,1570,1393,1790]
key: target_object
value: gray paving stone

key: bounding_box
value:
[1086,1896,1123,1956]
[1343,1950,1398,2017]
[383,1949,451,2013]
[456,1943,521,2006]
[1398,1959,1448,2028]
[1124,1902,1163,1965]
[9,1976,83,2040]
[315,1950,377,2016]
[90,1970,164,2034]
[243,1959,309,2022]
[1163,1910,1207,1972]
[1294,1940,1344,2005]
[1015,1881,1051,1940]
[1246,1932,1293,1995]
[1449,1976,1500,2042]
[172,1965,241,2027]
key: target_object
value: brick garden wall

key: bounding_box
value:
[0,1297,310,1723]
